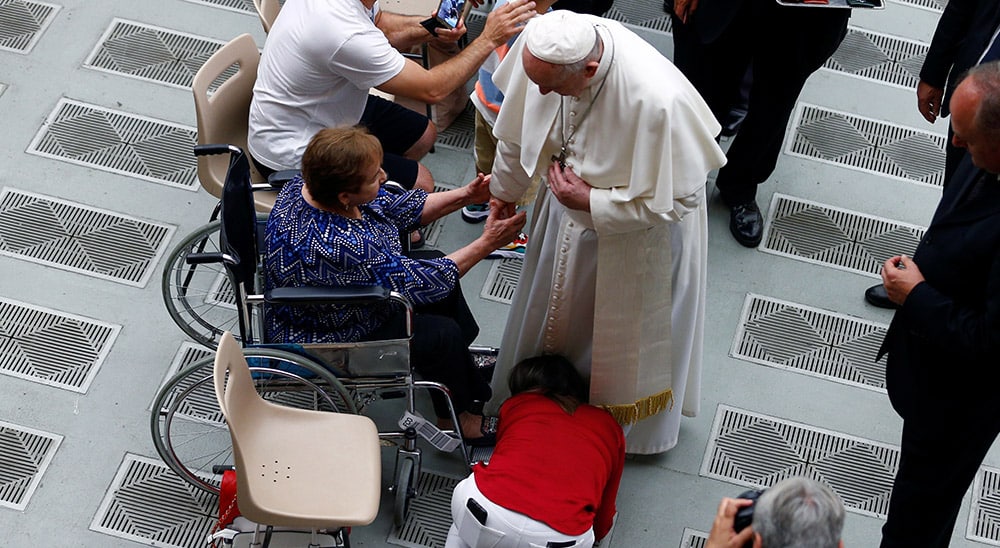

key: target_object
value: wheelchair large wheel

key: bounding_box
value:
[161,220,254,350]
[150,347,356,495]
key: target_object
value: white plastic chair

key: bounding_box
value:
[213,331,381,545]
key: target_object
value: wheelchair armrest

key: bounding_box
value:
[266,169,300,189]
[186,252,225,265]
[194,144,240,157]
[265,285,392,305]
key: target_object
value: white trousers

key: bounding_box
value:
[444,475,595,548]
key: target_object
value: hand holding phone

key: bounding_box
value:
[434,0,468,28]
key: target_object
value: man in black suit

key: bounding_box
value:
[668,0,849,247]
[878,61,1000,547]
[865,0,1000,308]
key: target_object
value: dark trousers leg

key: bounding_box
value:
[679,1,848,205]
[881,416,1000,547]
[411,284,491,418]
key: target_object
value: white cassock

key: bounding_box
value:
[485,16,726,454]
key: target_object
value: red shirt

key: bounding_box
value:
[473,393,625,539]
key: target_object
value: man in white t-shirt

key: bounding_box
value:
[249,0,536,192]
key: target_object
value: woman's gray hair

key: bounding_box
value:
[752,477,845,548]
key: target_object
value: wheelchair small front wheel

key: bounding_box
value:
[150,347,356,494]
[392,455,417,529]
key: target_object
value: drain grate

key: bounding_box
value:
[27,98,199,189]
[604,1,672,34]
[388,470,462,548]
[0,297,121,393]
[480,258,522,304]
[91,453,216,548]
[436,103,476,151]
[969,466,1000,546]
[824,27,927,89]
[0,420,62,511]
[789,103,946,187]
[0,188,175,287]
[182,0,255,14]
[84,19,225,90]
[682,528,708,548]
[888,0,944,12]
[0,0,60,54]
[702,405,898,519]
[421,183,458,247]
[733,294,887,393]
[760,193,924,278]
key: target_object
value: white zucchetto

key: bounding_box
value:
[524,11,598,65]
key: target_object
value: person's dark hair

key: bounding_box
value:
[964,61,1000,141]
[300,126,383,209]
[508,354,588,413]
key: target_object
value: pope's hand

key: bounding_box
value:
[547,161,591,212]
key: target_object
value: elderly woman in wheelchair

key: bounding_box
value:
[263,126,526,442]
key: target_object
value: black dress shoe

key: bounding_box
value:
[729,201,763,248]
[864,283,899,309]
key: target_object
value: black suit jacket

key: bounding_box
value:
[920,0,1000,116]
[880,157,1000,421]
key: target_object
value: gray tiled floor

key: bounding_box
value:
[2,0,997,547]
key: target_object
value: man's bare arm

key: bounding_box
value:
[377,0,536,103]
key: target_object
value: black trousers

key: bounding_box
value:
[368,250,490,419]
[881,397,1000,546]
[671,0,849,206]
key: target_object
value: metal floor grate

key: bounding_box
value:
[422,183,458,247]
[84,19,225,90]
[0,0,59,54]
[733,294,887,393]
[888,0,944,12]
[681,528,708,548]
[182,0,255,14]
[789,103,946,187]
[824,26,927,89]
[0,420,62,511]
[969,466,1000,546]
[90,453,216,548]
[387,470,462,548]
[480,258,522,305]
[0,188,175,287]
[760,193,924,278]
[436,103,476,152]
[27,98,199,189]
[604,1,672,34]
[702,405,898,519]
[0,297,121,393]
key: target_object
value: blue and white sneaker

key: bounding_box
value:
[461,202,490,223]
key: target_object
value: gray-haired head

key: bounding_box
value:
[752,477,845,548]
[960,61,1000,141]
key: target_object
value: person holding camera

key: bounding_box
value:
[445,355,625,548]
[705,477,845,548]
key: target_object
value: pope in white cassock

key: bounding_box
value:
[484,10,727,454]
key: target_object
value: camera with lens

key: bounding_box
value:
[733,489,765,547]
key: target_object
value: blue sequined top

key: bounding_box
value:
[263,177,459,343]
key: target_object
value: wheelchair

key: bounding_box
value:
[151,144,487,530]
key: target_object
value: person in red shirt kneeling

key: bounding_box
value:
[445,355,625,548]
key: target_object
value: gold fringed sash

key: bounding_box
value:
[599,388,674,426]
